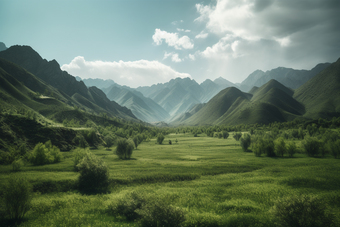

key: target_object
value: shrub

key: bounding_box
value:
[2,177,32,220]
[287,142,297,157]
[275,137,286,157]
[271,195,336,227]
[222,131,229,139]
[77,152,110,193]
[104,135,114,150]
[303,137,321,157]
[136,200,186,227]
[29,141,62,165]
[253,138,275,157]
[157,133,165,144]
[240,134,251,152]
[108,191,146,221]
[133,136,139,149]
[328,140,340,158]
[11,159,24,172]
[233,132,242,141]
[73,148,89,171]
[115,138,134,160]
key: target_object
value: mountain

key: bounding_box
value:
[0,42,7,52]
[294,57,340,119]
[179,79,307,125]
[103,85,169,122]
[135,77,236,118]
[0,45,136,120]
[183,87,250,125]
[240,64,331,92]
[80,78,117,89]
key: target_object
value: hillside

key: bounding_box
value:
[183,87,249,125]
[104,85,169,122]
[178,79,308,125]
[0,45,136,121]
[294,57,340,119]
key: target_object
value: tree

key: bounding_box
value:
[240,133,251,152]
[104,135,114,150]
[303,137,321,157]
[271,195,335,227]
[222,131,229,139]
[133,136,139,149]
[157,134,165,145]
[233,132,242,141]
[77,152,110,193]
[275,137,286,157]
[29,141,61,165]
[287,142,297,157]
[115,138,134,160]
[3,177,32,220]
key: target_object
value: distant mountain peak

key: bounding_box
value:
[0,42,7,52]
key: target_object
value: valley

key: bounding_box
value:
[0,44,340,227]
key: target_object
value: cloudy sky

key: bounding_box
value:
[1,0,339,88]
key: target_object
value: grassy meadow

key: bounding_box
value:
[1,133,340,226]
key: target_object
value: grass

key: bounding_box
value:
[0,133,340,226]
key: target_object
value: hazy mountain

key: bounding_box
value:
[80,78,117,89]
[0,42,7,52]
[294,57,340,119]
[0,45,136,120]
[103,85,169,122]
[240,64,331,92]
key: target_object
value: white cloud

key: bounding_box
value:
[177,28,191,33]
[195,0,340,45]
[61,56,191,88]
[195,31,208,39]
[152,29,194,50]
[188,54,196,61]
[163,52,182,62]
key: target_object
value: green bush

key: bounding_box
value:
[2,177,32,220]
[222,131,229,139]
[240,134,251,152]
[287,142,297,157]
[328,140,340,158]
[275,137,286,157]
[73,148,90,171]
[136,200,186,227]
[115,138,134,160]
[233,132,242,141]
[303,137,321,157]
[253,138,275,157]
[157,133,165,144]
[104,135,114,150]
[29,141,62,165]
[271,195,336,227]
[77,152,109,193]
[11,159,24,172]
[107,191,146,221]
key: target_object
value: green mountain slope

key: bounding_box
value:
[0,45,136,120]
[104,85,169,122]
[294,57,340,118]
[184,87,249,125]
[179,79,308,125]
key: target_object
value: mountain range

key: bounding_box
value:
[0,45,137,122]
[1,44,339,127]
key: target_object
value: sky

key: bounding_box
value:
[1,0,340,88]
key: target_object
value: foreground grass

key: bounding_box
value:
[0,133,339,226]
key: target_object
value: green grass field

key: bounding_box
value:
[1,133,340,226]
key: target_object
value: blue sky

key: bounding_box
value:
[1,0,340,88]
